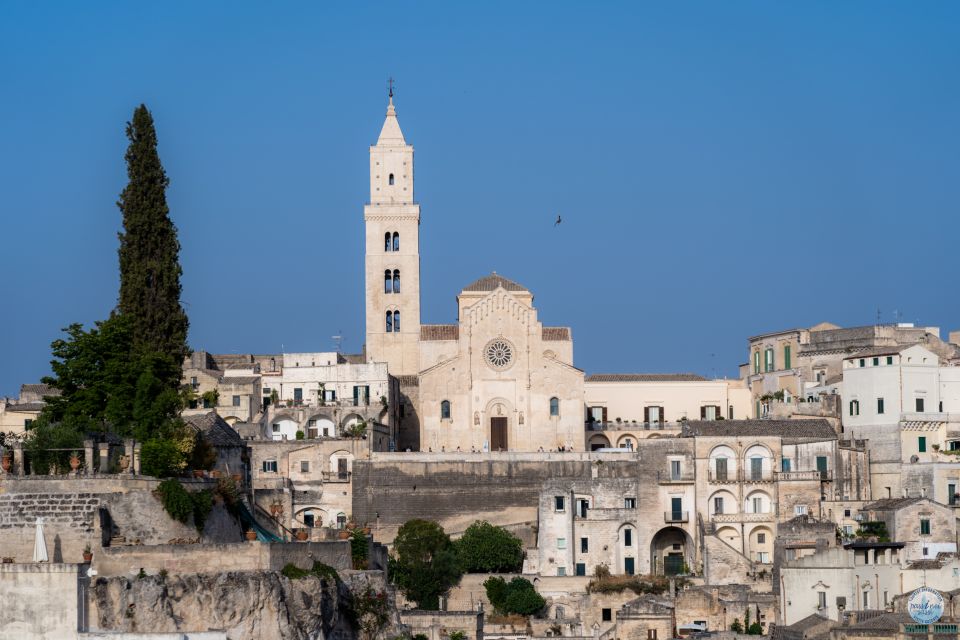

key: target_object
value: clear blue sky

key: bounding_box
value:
[2,2,959,396]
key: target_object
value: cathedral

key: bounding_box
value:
[364,95,585,452]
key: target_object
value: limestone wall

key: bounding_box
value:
[0,562,80,640]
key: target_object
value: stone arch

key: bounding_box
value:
[484,397,514,452]
[748,525,774,564]
[616,434,635,450]
[341,413,365,429]
[588,434,611,451]
[709,444,738,478]
[744,490,773,514]
[306,414,336,438]
[708,489,738,517]
[220,415,241,426]
[294,506,328,529]
[329,450,355,478]
[270,414,299,441]
[744,444,774,480]
[616,522,639,576]
[650,526,693,576]
[714,526,742,551]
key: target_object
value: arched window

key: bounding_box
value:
[393,310,400,332]
[385,310,393,333]
[392,232,399,251]
[388,173,395,185]
[441,400,451,420]
[384,270,392,293]
[549,397,560,417]
[393,270,400,293]
[384,232,392,252]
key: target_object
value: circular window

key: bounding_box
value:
[485,339,514,370]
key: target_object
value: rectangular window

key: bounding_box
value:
[751,457,763,480]
[262,459,278,473]
[300,460,310,473]
[849,400,859,416]
[714,496,724,514]
[816,456,828,473]
[602,608,612,622]
[575,563,586,576]
[781,458,791,472]
[757,551,770,563]
[873,357,879,366]
[293,387,303,404]
[232,395,241,407]
[577,499,589,518]
[818,592,827,609]
[919,437,927,453]
[353,385,370,406]
[844,525,854,536]
[624,529,633,547]
[752,497,762,513]
[557,537,566,549]
[671,460,682,480]
[765,348,775,372]
[877,398,884,414]
[757,533,766,544]
[859,359,865,368]
[581,537,589,553]
[556,567,566,576]
[555,496,565,512]
[754,351,760,374]
[949,484,956,505]
[24,419,33,431]
[784,345,791,370]
[795,505,808,516]
[323,389,336,402]
[920,518,931,535]
[916,398,925,412]
[863,591,869,608]
[715,457,728,480]
[624,497,636,509]
[648,630,658,640]
[887,356,894,365]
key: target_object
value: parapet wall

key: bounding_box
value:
[0,563,80,640]
[353,453,636,542]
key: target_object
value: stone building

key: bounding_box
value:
[361,97,583,453]
[0,383,60,434]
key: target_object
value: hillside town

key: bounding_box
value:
[2,93,960,640]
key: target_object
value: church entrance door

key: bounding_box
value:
[490,417,508,452]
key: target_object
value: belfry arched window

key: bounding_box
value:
[441,400,451,420]
[384,232,392,252]
[392,232,399,251]
[384,270,392,293]
[385,310,393,333]
[393,310,400,332]
[393,270,400,293]
[388,173,395,185]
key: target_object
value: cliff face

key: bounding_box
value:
[91,570,398,640]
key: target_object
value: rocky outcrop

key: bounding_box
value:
[91,569,401,640]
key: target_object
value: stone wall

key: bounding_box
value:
[0,562,80,640]
[400,610,484,640]
[93,540,352,577]
[353,454,636,542]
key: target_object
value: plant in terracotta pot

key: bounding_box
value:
[69,451,81,472]
[296,529,309,541]
[245,530,258,541]
[338,529,351,540]
[1,451,11,473]
[270,502,282,517]
[82,543,93,563]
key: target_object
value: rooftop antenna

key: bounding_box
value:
[332,331,343,353]
[876,307,881,327]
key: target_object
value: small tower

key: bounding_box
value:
[364,89,421,375]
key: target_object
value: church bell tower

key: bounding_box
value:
[364,89,421,375]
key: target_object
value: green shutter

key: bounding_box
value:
[919,437,927,453]
[784,345,791,370]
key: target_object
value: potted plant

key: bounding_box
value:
[69,451,81,472]
[231,473,242,484]
[82,543,93,563]
[270,502,282,517]
[1,451,11,473]
[337,529,350,540]
[296,529,309,541]
[245,529,258,541]
[193,469,205,479]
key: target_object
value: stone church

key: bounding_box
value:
[363,95,584,452]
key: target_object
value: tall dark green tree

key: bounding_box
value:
[389,519,463,610]
[117,104,189,370]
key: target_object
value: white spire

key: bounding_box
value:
[376,94,406,146]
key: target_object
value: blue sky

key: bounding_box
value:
[1,2,959,396]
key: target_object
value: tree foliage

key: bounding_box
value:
[117,104,189,369]
[389,519,463,610]
[455,520,524,573]
[483,576,545,616]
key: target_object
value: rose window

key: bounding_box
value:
[485,339,514,369]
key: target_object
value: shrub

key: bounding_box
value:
[295,430,305,440]
[731,618,743,633]
[586,574,669,596]
[188,432,216,471]
[282,563,311,579]
[484,576,545,616]
[141,438,183,478]
[155,478,213,533]
[389,519,462,610]
[191,489,213,532]
[455,521,524,573]
[352,528,369,570]
[449,632,467,640]
[282,561,341,583]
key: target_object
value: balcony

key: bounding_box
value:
[664,511,689,523]
[742,470,774,483]
[776,470,831,481]
[707,470,738,483]
[712,512,774,524]
[321,471,352,483]
[657,470,695,484]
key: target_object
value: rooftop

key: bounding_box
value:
[586,373,708,383]
[462,273,527,292]
[184,411,243,447]
[681,419,836,439]
[862,497,924,511]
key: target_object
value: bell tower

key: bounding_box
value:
[364,89,421,375]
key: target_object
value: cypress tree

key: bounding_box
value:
[117,104,189,368]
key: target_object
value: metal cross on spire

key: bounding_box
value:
[388,77,395,98]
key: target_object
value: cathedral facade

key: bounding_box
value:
[364,96,585,452]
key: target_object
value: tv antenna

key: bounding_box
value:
[332,331,343,353]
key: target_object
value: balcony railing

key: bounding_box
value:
[657,471,695,484]
[664,511,689,523]
[271,398,379,410]
[585,421,682,432]
[776,470,832,481]
[712,512,774,523]
[707,470,737,483]
[321,471,352,483]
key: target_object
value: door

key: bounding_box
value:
[664,553,685,575]
[671,497,683,521]
[751,457,762,480]
[337,458,348,480]
[624,557,635,576]
[491,417,508,451]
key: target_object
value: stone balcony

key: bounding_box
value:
[711,512,775,523]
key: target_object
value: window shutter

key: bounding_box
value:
[700,406,706,419]
[644,407,650,423]
[602,407,608,424]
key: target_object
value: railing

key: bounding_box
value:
[776,470,831,481]
[321,471,352,483]
[657,471,694,484]
[712,512,774,523]
[586,421,681,432]
[270,398,385,410]
[707,469,737,483]
[742,470,774,483]
[664,511,689,523]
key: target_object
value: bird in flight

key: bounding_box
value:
[554,214,562,226]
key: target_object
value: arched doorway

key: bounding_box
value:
[588,434,611,451]
[485,398,512,452]
[650,526,692,576]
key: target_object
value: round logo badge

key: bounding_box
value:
[908,587,944,625]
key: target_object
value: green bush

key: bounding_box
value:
[155,478,213,533]
[282,561,341,583]
[282,563,311,579]
[352,528,370,569]
[389,519,462,610]
[484,576,545,616]
[455,521,524,573]
[141,439,183,477]
[295,430,305,440]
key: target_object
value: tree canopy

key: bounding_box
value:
[455,520,524,573]
[483,576,545,616]
[389,519,463,610]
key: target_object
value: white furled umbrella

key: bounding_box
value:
[33,517,48,563]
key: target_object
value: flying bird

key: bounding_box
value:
[554,215,562,226]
